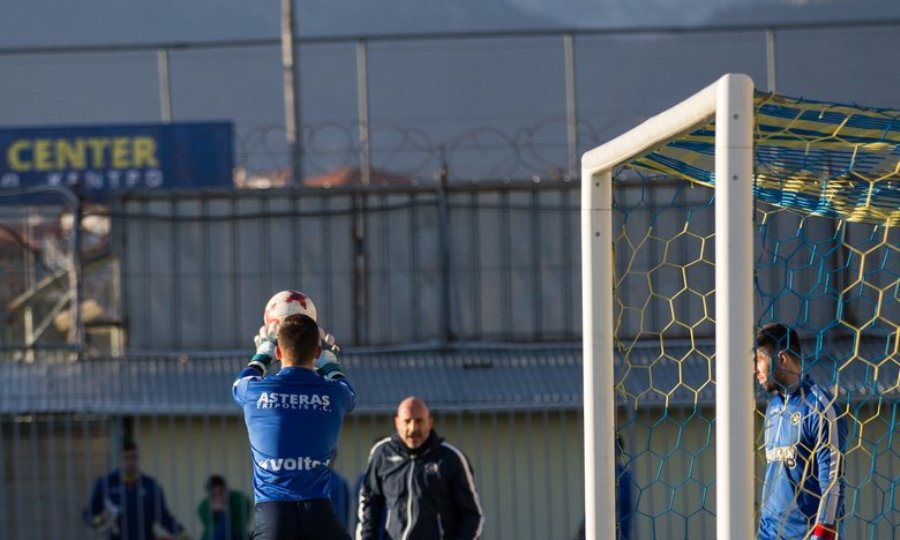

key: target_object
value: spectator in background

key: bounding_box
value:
[616,435,635,539]
[83,440,189,540]
[357,396,483,540]
[328,451,351,531]
[197,475,251,540]
[574,434,636,540]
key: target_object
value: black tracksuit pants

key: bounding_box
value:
[251,499,350,540]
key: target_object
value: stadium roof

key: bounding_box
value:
[0,338,895,415]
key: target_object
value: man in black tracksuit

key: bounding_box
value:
[356,397,484,540]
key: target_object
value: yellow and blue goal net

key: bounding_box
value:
[611,93,897,539]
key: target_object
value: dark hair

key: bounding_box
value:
[277,314,320,363]
[122,440,137,453]
[756,322,801,360]
[206,474,227,491]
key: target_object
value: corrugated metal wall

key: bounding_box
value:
[113,182,583,350]
[115,179,884,352]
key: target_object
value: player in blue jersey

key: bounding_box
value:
[233,313,356,540]
[755,323,847,540]
[83,441,188,540]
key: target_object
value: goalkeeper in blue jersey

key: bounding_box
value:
[233,313,356,540]
[755,323,847,540]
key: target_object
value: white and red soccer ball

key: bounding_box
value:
[263,290,317,328]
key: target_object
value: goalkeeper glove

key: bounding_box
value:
[92,512,119,535]
[811,524,836,540]
[319,329,340,354]
[315,329,345,380]
[249,324,278,375]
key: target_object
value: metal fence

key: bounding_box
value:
[1,21,898,183]
[2,18,899,540]
[0,411,588,540]
[1,345,897,540]
[112,177,889,351]
[0,348,588,540]
[111,181,582,350]
[1,177,898,539]
[4,177,890,352]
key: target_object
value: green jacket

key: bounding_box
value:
[197,490,252,540]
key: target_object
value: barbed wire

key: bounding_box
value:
[235,116,618,182]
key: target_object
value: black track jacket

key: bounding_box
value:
[356,431,483,540]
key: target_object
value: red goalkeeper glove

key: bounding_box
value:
[811,523,836,540]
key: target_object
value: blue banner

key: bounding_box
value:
[0,122,233,201]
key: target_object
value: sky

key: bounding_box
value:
[0,0,897,46]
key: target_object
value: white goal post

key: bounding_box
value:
[581,73,755,540]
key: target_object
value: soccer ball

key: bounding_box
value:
[263,290,317,327]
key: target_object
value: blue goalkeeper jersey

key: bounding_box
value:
[758,376,846,540]
[233,366,356,503]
